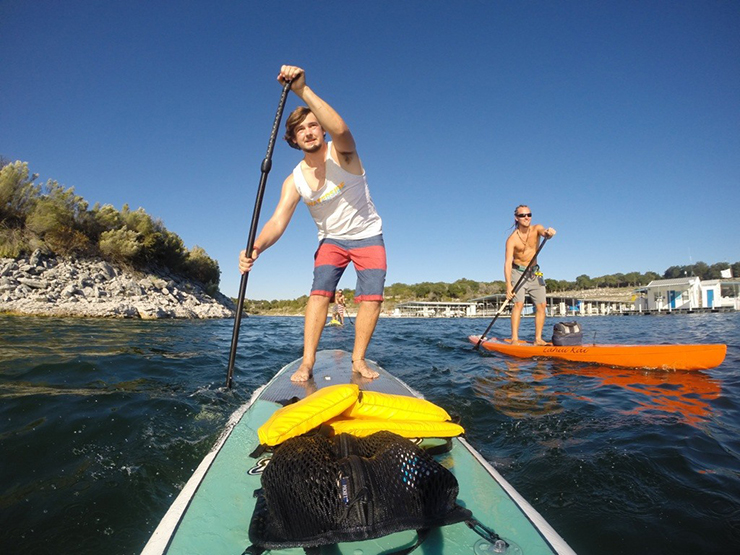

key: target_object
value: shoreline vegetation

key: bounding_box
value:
[2,159,738,319]
[1,159,229,319]
[246,260,739,317]
[1,160,221,294]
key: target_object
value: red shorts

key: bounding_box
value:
[311,235,386,302]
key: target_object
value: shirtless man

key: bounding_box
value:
[332,289,346,325]
[239,65,384,382]
[504,205,556,345]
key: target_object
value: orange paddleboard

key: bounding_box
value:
[469,335,726,371]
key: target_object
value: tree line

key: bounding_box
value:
[1,160,221,295]
[387,262,738,302]
[4,159,735,310]
[245,261,738,313]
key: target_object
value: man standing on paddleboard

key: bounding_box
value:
[239,65,385,382]
[332,289,347,325]
[504,205,556,345]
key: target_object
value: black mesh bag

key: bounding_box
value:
[247,431,473,551]
[552,321,583,346]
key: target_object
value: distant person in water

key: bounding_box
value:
[332,290,346,325]
[239,65,384,382]
[504,205,556,345]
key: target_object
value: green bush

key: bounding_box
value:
[26,197,70,236]
[184,245,220,294]
[0,225,31,258]
[46,226,92,256]
[93,203,124,232]
[0,161,224,291]
[99,228,142,263]
[0,161,40,225]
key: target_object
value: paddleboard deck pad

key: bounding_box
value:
[142,350,574,554]
[470,335,726,371]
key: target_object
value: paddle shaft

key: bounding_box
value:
[225,81,292,389]
[474,237,549,350]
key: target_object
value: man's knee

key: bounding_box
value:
[308,293,332,306]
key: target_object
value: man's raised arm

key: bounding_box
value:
[278,65,357,161]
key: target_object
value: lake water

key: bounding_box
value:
[1,313,739,554]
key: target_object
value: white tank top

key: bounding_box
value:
[292,142,383,241]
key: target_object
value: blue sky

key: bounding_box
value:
[2,1,738,300]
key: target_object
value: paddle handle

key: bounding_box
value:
[226,80,292,389]
[474,237,549,349]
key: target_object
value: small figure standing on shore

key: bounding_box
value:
[239,65,384,382]
[504,205,556,345]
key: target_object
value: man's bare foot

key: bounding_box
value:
[505,338,526,345]
[352,359,379,380]
[534,339,551,346]
[290,363,313,382]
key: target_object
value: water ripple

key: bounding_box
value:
[1,313,740,553]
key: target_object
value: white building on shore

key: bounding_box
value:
[700,280,740,310]
[391,278,739,318]
[641,277,701,312]
[640,277,739,312]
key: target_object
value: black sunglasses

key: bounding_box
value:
[515,213,532,218]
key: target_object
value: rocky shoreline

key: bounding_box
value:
[0,251,235,319]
